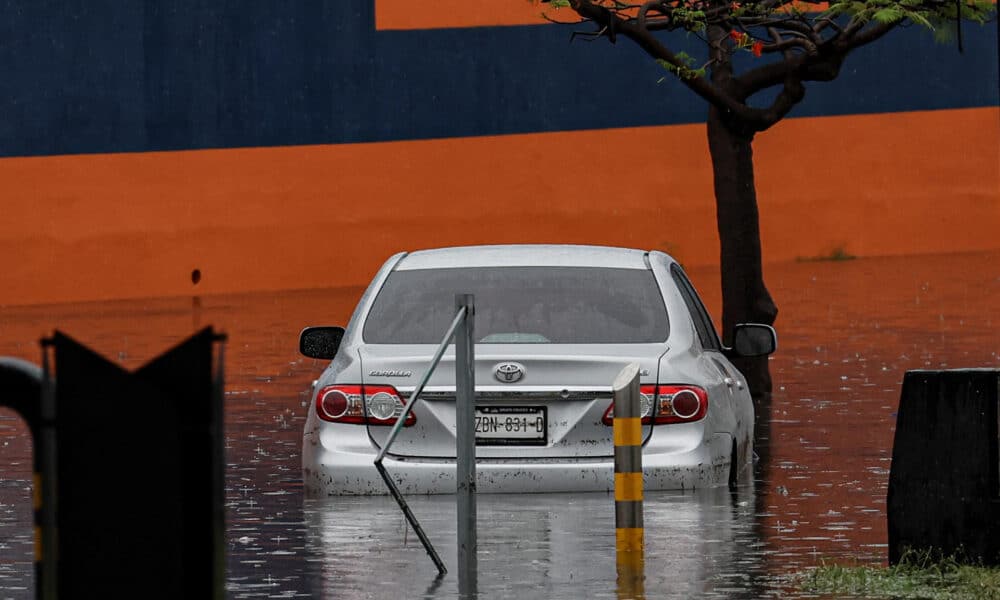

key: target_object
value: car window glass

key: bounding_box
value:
[363,266,669,344]
[670,265,722,351]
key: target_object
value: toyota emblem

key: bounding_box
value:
[494,362,525,383]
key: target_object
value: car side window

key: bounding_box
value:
[670,264,723,351]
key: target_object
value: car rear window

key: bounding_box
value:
[363,266,669,344]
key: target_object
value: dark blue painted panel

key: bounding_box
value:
[0,0,996,157]
[0,2,147,154]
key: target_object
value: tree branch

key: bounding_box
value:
[738,16,901,95]
[835,20,900,51]
[564,0,931,132]
[756,77,806,131]
[569,0,798,130]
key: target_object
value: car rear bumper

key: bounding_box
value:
[303,430,736,496]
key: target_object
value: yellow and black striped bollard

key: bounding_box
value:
[612,363,645,599]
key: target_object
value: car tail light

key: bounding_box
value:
[315,384,416,426]
[602,384,708,425]
[318,386,363,423]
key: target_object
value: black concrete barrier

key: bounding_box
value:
[887,369,1000,565]
[0,327,225,599]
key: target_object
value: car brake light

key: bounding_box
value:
[602,384,708,425]
[652,385,709,424]
[669,388,702,419]
[315,384,416,426]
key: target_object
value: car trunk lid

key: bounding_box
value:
[360,344,665,459]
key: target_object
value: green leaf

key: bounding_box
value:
[904,9,933,29]
[872,7,904,22]
[655,57,704,81]
[673,51,697,66]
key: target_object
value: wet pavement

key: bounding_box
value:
[1,250,998,598]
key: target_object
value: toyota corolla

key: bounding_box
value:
[300,245,775,495]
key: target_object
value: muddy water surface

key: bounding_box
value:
[0,251,997,598]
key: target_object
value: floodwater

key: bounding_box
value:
[0,250,997,598]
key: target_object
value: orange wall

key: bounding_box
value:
[376,0,554,30]
[0,107,997,307]
[373,0,836,30]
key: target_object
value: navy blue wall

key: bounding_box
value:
[0,0,997,157]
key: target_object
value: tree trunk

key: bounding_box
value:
[706,107,777,406]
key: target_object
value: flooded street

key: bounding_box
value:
[1,250,997,598]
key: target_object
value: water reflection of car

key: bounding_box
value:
[299,245,775,496]
[304,487,765,597]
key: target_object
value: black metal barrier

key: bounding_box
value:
[0,327,225,599]
[887,369,1000,565]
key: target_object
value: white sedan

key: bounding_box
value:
[300,245,775,495]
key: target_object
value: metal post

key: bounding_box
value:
[39,344,58,600]
[455,294,477,596]
[211,335,227,600]
[612,363,645,598]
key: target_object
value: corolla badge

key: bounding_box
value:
[368,370,412,377]
[494,362,525,383]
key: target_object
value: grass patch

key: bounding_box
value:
[799,550,1000,599]
[796,246,857,262]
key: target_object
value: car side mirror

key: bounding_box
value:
[299,326,345,360]
[728,324,777,357]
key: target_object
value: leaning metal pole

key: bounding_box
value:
[374,306,468,576]
[455,294,477,596]
[375,306,467,464]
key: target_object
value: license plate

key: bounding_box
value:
[474,406,547,446]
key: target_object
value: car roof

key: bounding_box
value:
[394,245,653,271]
